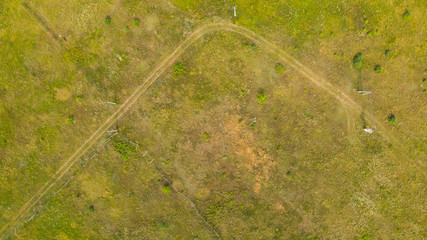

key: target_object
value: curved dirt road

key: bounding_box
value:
[0,22,409,238]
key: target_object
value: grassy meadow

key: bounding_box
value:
[0,0,425,239]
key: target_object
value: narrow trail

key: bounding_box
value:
[0,22,415,238]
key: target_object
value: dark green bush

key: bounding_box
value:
[89,205,95,212]
[374,65,383,74]
[402,10,412,20]
[104,16,112,26]
[385,50,392,57]
[133,18,140,26]
[353,53,364,69]
[387,113,397,125]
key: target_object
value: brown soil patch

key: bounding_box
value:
[54,88,71,101]
[223,115,275,194]
[273,202,287,212]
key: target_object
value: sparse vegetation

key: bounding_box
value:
[113,141,135,160]
[274,63,286,74]
[374,65,383,74]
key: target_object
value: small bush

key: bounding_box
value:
[133,18,140,26]
[257,93,266,103]
[402,10,412,20]
[113,141,135,160]
[173,62,186,76]
[67,116,74,124]
[385,50,392,57]
[162,185,171,195]
[203,132,211,141]
[88,205,95,212]
[159,221,168,229]
[374,65,383,74]
[274,63,286,74]
[353,53,364,69]
[387,113,397,125]
[104,16,112,26]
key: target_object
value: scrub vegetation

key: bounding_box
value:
[1,0,425,239]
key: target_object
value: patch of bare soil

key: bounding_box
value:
[223,114,275,194]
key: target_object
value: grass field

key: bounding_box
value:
[0,0,425,239]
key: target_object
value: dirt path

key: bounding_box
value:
[0,22,413,238]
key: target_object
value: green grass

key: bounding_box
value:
[2,0,426,239]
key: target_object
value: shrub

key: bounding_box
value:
[274,63,286,74]
[374,65,383,74]
[385,50,392,57]
[67,116,74,124]
[88,205,95,212]
[203,132,211,141]
[387,113,397,125]
[173,62,186,76]
[159,221,168,229]
[353,53,364,69]
[133,18,140,26]
[162,185,171,195]
[257,93,266,103]
[113,141,135,160]
[104,16,112,26]
[402,10,412,20]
